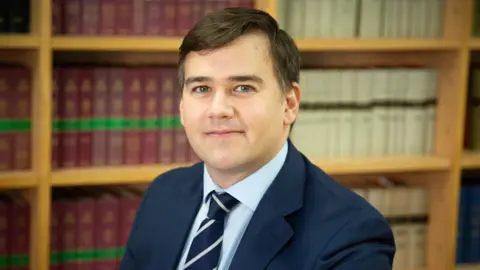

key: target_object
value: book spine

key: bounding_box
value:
[65,0,82,35]
[0,202,8,269]
[92,68,109,166]
[124,69,143,165]
[107,68,125,165]
[177,0,194,37]
[75,199,96,270]
[59,68,80,168]
[158,68,176,163]
[132,0,145,35]
[52,68,60,169]
[0,68,13,171]
[82,0,100,35]
[141,68,160,164]
[50,202,61,270]
[8,203,30,270]
[99,0,116,35]
[7,0,30,33]
[162,0,177,36]
[11,67,31,170]
[77,69,93,167]
[145,0,162,36]
[119,197,142,248]
[52,0,64,34]
[94,198,120,270]
[116,0,134,35]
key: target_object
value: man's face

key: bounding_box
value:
[180,32,298,173]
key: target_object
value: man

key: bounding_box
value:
[120,7,395,270]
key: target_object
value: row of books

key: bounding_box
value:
[52,66,200,168]
[353,181,429,270]
[0,0,30,34]
[0,66,31,171]
[49,186,144,270]
[467,68,480,151]
[52,0,254,37]
[291,68,437,157]
[456,173,480,265]
[277,0,443,39]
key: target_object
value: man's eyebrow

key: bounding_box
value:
[227,75,264,84]
[184,76,212,86]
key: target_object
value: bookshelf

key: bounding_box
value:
[0,0,478,269]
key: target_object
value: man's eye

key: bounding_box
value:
[234,85,253,92]
[193,86,210,93]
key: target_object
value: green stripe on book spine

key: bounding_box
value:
[0,256,8,267]
[9,255,28,267]
[52,117,182,131]
[50,247,125,263]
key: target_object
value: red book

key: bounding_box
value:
[75,198,95,270]
[8,202,30,270]
[82,0,100,35]
[162,0,177,36]
[116,0,133,35]
[52,0,64,34]
[0,68,12,171]
[50,202,62,270]
[94,195,120,270]
[59,68,80,168]
[0,201,9,270]
[119,196,142,247]
[124,68,143,165]
[59,200,78,270]
[99,0,116,35]
[10,68,31,171]
[132,0,145,35]
[77,68,93,167]
[203,0,216,16]
[140,68,159,164]
[107,68,125,165]
[214,0,229,11]
[176,0,194,37]
[52,68,61,169]
[144,0,161,36]
[64,0,82,35]
[92,68,109,166]
[158,68,176,163]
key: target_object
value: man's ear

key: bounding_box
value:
[179,94,185,127]
[284,82,300,126]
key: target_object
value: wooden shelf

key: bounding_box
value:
[312,156,451,175]
[462,151,480,169]
[469,38,480,50]
[52,36,183,51]
[295,38,460,51]
[0,171,37,189]
[0,35,40,49]
[51,164,192,186]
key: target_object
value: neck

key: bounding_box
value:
[206,137,288,190]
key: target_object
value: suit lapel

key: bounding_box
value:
[229,140,307,270]
[154,163,204,270]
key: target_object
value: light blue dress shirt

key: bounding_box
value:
[177,141,289,270]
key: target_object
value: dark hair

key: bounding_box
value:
[177,7,301,94]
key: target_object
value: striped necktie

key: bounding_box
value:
[183,191,239,270]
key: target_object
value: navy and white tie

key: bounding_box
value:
[183,191,239,270]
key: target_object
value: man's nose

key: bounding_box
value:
[207,90,234,119]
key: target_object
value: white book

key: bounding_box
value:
[407,223,428,268]
[382,0,396,37]
[424,69,437,154]
[366,188,388,216]
[392,224,410,270]
[304,0,321,38]
[359,0,384,37]
[371,70,389,156]
[426,0,443,37]
[276,0,288,30]
[339,109,354,157]
[332,0,359,38]
[318,0,334,38]
[398,0,410,37]
[299,70,310,104]
[288,0,306,38]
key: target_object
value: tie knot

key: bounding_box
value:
[207,192,239,221]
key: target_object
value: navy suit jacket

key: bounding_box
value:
[120,141,395,269]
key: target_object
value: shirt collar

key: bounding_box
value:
[203,141,288,211]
